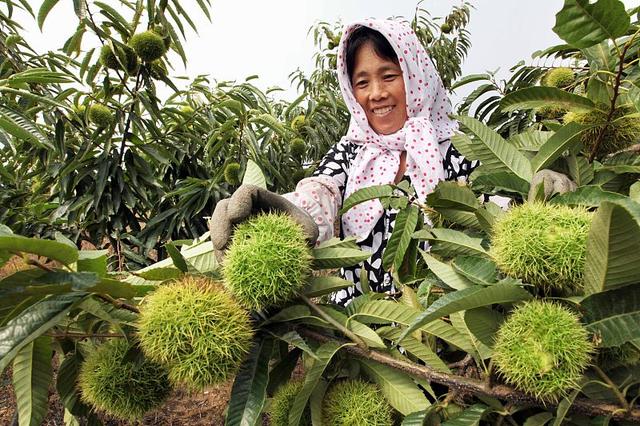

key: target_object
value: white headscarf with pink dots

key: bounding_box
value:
[337,18,457,241]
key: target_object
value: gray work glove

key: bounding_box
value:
[209,184,319,254]
[528,169,577,203]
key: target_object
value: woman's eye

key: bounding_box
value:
[355,80,368,88]
[384,74,397,81]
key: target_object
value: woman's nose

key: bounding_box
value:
[369,80,387,100]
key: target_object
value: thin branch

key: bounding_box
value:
[25,258,55,272]
[46,331,123,339]
[298,328,640,422]
[299,294,368,350]
[96,294,140,314]
[592,364,630,411]
[589,32,638,162]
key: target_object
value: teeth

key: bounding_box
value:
[372,106,393,115]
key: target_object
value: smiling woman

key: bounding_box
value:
[210,18,479,306]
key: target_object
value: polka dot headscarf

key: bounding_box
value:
[337,18,458,241]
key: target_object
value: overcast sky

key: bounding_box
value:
[14,0,638,105]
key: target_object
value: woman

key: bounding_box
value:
[209,18,569,305]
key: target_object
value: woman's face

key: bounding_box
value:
[351,42,408,135]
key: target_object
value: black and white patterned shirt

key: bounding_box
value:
[309,138,477,305]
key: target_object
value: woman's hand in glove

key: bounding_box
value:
[528,169,577,202]
[209,185,319,252]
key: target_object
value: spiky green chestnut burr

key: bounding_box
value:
[290,114,306,130]
[564,106,640,159]
[490,203,591,295]
[536,104,567,120]
[99,44,139,74]
[224,162,242,186]
[493,300,593,401]
[223,213,312,310]
[129,31,166,62]
[88,104,114,128]
[322,380,394,425]
[78,339,171,421]
[543,67,574,88]
[268,381,310,426]
[597,342,640,369]
[137,276,254,390]
[290,138,306,159]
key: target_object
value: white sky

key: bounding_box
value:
[12,0,639,105]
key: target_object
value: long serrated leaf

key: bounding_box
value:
[455,115,533,182]
[288,341,347,426]
[383,205,419,272]
[0,294,85,372]
[302,276,353,297]
[452,256,499,286]
[317,305,386,348]
[500,87,596,113]
[311,246,371,269]
[419,251,473,290]
[377,326,449,373]
[351,300,472,352]
[37,0,61,29]
[242,159,267,189]
[13,336,52,426]
[441,403,489,426]
[584,200,640,294]
[553,0,630,48]
[397,283,532,344]
[0,235,78,265]
[530,122,588,172]
[581,284,640,347]
[550,185,627,207]
[414,229,488,259]
[0,106,51,149]
[225,336,273,426]
[426,181,480,212]
[360,359,430,415]
[340,184,393,215]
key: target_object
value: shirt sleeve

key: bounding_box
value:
[282,139,354,244]
[439,139,479,182]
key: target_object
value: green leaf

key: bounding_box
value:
[289,342,347,426]
[311,246,371,269]
[452,256,499,286]
[584,199,640,294]
[383,205,419,272]
[266,330,319,360]
[530,122,588,173]
[165,243,188,273]
[225,336,273,426]
[397,283,532,344]
[550,185,627,207]
[419,251,474,290]
[133,267,183,281]
[567,155,594,186]
[37,0,62,30]
[360,359,430,415]
[0,235,78,265]
[56,352,93,418]
[242,159,267,189]
[317,305,386,348]
[441,404,489,426]
[13,336,53,426]
[266,305,314,324]
[351,300,473,352]
[464,307,504,349]
[426,181,480,212]
[76,250,108,277]
[377,326,450,373]
[340,184,394,215]
[302,276,353,297]
[630,182,640,204]
[500,87,596,113]
[523,412,554,426]
[309,379,329,426]
[470,169,530,196]
[451,311,493,361]
[414,229,488,259]
[553,0,630,48]
[581,284,640,347]
[455,116,533,182]
[0,294,85,372]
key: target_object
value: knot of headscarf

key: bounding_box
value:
[336,18,458,241]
